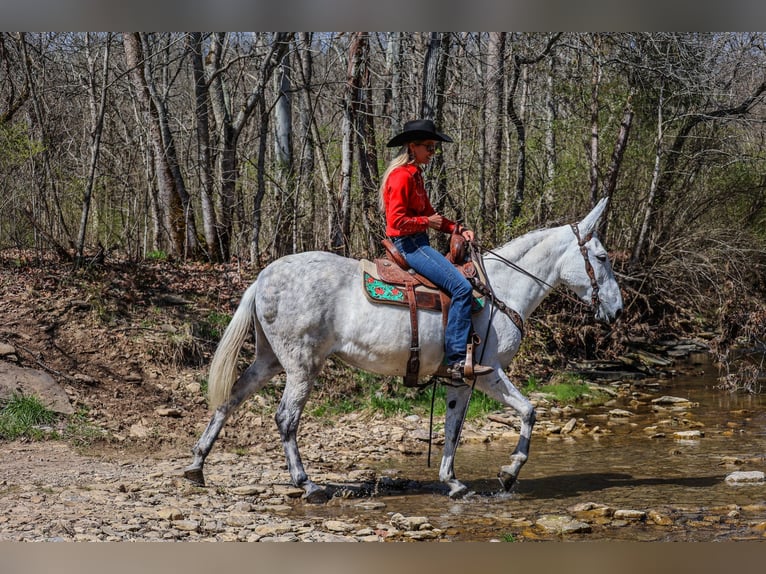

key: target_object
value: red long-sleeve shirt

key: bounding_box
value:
[384,164,457,237]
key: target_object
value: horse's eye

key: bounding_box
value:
[596,253,607,262]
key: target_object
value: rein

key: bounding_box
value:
[425,225,603,468]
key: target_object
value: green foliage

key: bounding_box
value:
[197,311,231,341]
[0,123,44,170]
[146,250,168,261]
[309,369,505,421]
[502,532,517,542]
[0,393,58,440]
[524,373,610,406]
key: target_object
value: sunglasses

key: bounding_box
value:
[414,143,437,153]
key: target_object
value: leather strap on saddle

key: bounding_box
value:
[464,338,475,379]
[404,283,420,387]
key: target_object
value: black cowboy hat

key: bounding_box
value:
[386,119,454,147]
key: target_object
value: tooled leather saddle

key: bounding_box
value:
[359,234,485,387]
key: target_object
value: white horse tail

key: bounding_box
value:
[207,280,259,409]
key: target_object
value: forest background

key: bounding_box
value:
[1,32,765,388]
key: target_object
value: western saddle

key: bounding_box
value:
[361,234,482,387]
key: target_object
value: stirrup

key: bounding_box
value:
[447,360,493,381]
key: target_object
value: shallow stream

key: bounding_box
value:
[303,353,766,540]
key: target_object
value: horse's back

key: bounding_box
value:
[254,251,360,327]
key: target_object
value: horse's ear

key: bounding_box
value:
[579,197,609,236]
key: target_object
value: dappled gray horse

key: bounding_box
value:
[185,198,623,501]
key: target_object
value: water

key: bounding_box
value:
[308,353,766,540]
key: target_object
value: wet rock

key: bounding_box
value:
[652,395,694,406]
[561,418,578,435]
[355,500,386,510]
[390,513,432,531]
[323,520,356,533]
[568,502,614,518]
[608,409,634,418]
[673,430,704,440]
[534,515,591,535]
[613,509,646,521]
[648,510,673,526]
[725,471,765,484]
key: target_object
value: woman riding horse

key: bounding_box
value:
[380,119,493,382]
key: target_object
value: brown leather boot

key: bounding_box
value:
[446,360,494,381]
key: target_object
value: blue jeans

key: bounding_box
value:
[391,233,472,365]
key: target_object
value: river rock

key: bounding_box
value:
[652,396,694,406]
[534,515,591,535]
[230,485,268,496]
[613,509,646,521]
[725,471,765,484]
[673,430,704,440]
[390,513,431,531]
[323,520,356,533]
[567,502,614,518]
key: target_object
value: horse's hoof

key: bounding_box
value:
[447,481,469,499]
[302,483,328,504]
[183,466,206,486]
[497,468,516,491]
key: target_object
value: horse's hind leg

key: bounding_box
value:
[274,371,326,503]
[184,356,281,486]
[438,382,473,498]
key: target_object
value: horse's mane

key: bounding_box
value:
[492,225,559,261]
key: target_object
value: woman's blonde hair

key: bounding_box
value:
[378,146,414,213]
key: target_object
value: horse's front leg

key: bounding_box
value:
[478,371,536,490]
[438,382,473,498]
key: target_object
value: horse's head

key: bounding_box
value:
[562,198,623,323]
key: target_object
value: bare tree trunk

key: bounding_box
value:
[138,33,198,259]
[541,49,558,222]
[335,36,356,256]
[483,32,505,244]
[250,93,269,267]
[188,32,221,262]
[385,32,403,133]
[273,49,294,258]
[599,94,634,241]
[296,33,316,252]
[633,86,664,266]
[75,32,110,267]
[588,33,602,207]
[420,32,453,252]
[350,33,381,256]
[123,32,185,257]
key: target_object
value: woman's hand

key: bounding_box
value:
[427,214,444,230]
[461,228,475,242]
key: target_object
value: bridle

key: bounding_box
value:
[569,222,602,316]
[470,222,604,329]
